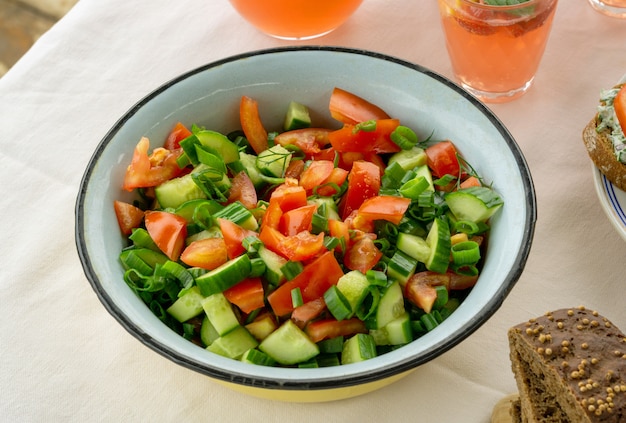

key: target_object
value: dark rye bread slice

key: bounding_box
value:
[508,307,626,422]
[582,84,626,192]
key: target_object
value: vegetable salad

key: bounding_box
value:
[114,87,503,367]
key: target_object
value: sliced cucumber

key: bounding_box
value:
[206,325,258,359]
[425,218,451,274]
[201,292,240,336]
[284,101,311,131]
[200,315,220,346]
[257,245,287,286]
[397,232,431,263]
[444,186,503,223]
[195,130,240,164]
[414,164,435,192]
[166,286,205,323]
[256,144,291,177]
[369,312,413,346]
[155,172,207,209]
[388,146,427,171]
[195,254,252,296]
[386,250,418,287]
[365,280,405,330]
[245,314,277,341]
[174,199,223,223]
[336,270,370,318]
[120,248,168,272]
[259,320,319,365]
[237,151,265,188]
[341,333,377,364]
[213,201,258,231]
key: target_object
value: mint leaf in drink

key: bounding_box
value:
[483,0,530,5]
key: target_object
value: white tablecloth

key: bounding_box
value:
[2,1,626,421]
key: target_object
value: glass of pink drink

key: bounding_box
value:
[437,0,558,103]
[587,0,626,18]
[228,0,364,40]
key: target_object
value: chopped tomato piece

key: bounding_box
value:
[217,218,257,259]
[113,200,144,235]
[339,160,381,219]
[344,235,382,274]
[284,159,305,179]
[460,176,481,189]
[615,84,626,134]
[356,195,411,225]
[123,137,184,191]
[280,231,326,262]
[144,211,187,261]
[291,298,327,329]
[449,272,479,290]
[328,119,401,154]
[227,171,258,210]
[328,219,350,251]
[267,251,344,316]
[240,96,268,154]
[404,271,452,313]
[180,237,229,270]
[299,160,335,191]
[305,318,368,343]
[223,278,265,314]
[258,226,287,256]
[269,184,308,212]
[328,87,390,125]
[426,140,461,178]
[274,128,332,155]
[315,167,349,196]
[260,199,283,230]
[279,204,317,236]
[163,122,192,150]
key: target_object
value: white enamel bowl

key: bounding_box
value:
[75,46,536,402]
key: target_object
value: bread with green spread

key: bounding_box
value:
[583,83,626,191]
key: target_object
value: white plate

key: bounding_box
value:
[592,73,626,241]
[593,165,626,241]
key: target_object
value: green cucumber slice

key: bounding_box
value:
[425,218,451,274]
[195,130,240,164]
[365,280,405,330]
[341,333,377,364]
[388,146,427,171]
[201,292,240,336]
[207,325,259,359]
[256,144,291,177]
[166,286,205,323]
[284,101,312,131]
[396,232,431,263]
[259,320,319,365]
[155,172,206,209]
[195,254,251,296]
[444,186,503,223]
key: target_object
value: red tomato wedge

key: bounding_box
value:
[329,87,390,125]
[344,235,383,274]
[425,140,461,178]
[260,199,283,230]
[305,318,368,343]
[615,84,626,135]
[223,278,265,314]
[328,119,401,154]
[267,251,344,316]
[217,218,257,259]
[269,184,308,212]
[113,200,144,235]
[291,298,327,329]
[339,160,381,219]
[460,176,481,189]
[144,211,187,261]
[163,121,192,150]
[240,96,268,154]
[123,137,184,191]
[404,271,451,313]
[299,160,335,191]
[356,195,411,225]
[315,167,349,196]
[227,171,258,210]
[279,204,317,236]
[280,231,326,262]
[274,128,332,155]
[180,237,229,270]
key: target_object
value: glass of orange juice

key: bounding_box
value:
[587,0,626,18]
[228,0,364,40]
[437,0,558,103]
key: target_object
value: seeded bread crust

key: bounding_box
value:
[507,307,626,422]
[582,84,626,192]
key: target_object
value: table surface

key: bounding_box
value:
[2,1,626,421]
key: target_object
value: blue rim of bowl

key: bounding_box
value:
[75,45,537,391]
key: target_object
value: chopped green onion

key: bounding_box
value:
[160,260,195,291]
[282,261,304,281]
[390,125,418,150]
[242,235,262,253]
[120,250,153,275]
[451,241,481,265]
[195,146,227,173]
[355,286,381,321]
[381,161,407,189]
[191,170,228,202]
[316,354,341,367]
[291,287,304,308]
[434,174,456,187]
[420,313,439,331]
[432,285,449,310]
[399,176,430,199]
[318,337,344,354]
[323,285,352,321]
[323,236,341,251]
[353,119,377,133]
[366,270,388,287]
[249,258,266,278]
[128,228,158,250]
[453,220,480,235]
[450,264,479,277]
[311,212,329,234]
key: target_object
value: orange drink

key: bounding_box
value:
[228,0,364,40]
[437,0,558,103]
[587,0,626,18]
